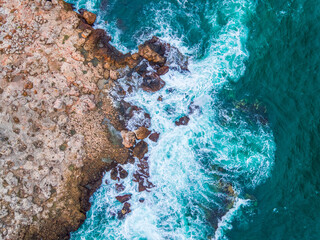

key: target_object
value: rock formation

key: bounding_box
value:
[0,0,188,239]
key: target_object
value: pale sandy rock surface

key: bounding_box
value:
[0,0,131,239]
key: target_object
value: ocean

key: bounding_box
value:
[65,0,320,239]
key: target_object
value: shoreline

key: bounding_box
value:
[0,0,185,239]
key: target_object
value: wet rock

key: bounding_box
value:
[141,72,165,92]
[110,168,118,181]
[117,202,131,219]
[175,116,190,126]
[149,132,160,142]
[133,141,148,159]
[157,66,169,75]
[116,194,132,203]
[115,183,125,192]
[121,130,136,148]
[134,127,151,140]
[138,37,166,65]
[157,95,163,101]
[135,62,148,76]
[82,10,96,25]
[139,198,145,203]
[118,166,128,179]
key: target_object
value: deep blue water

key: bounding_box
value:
[66,0,320,239]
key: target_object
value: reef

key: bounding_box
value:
[0,0,189,239]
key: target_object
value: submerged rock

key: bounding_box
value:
[81,10,96,25]
[115,183,125,192]
[134,127,151,140]
[175,116,190,126]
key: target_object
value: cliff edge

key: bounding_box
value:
[0,0,134,239]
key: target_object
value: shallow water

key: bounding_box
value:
[65,0,320,239]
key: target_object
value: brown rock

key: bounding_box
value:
[132,53,140,60]
[138,36,168,65]
[110,168,118,181]
[138,45,166,65]
[149,132,160,142]
[110,69,119,80]
[121,130,136,148]
[141,73,165,92]
[133,141,148,159]
[175,116,190,126]
[116,194,132,203]
[118,202,131,219]
[118,166,128,179]
[83,11,96,25]
[134,127,151,140]
[115,183,125,192]
[157,66,169,75]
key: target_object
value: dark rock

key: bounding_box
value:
[149,132,160,142]
[157,66,169,75]
[115,183,125,192]
[139,198,145,203]
[175,116,190,126]
[157,96,163,101]
[118,166,128,179]
[135,62,148,76]
[82,10,96,25]
[110,168,118,181]
[117,202,131,219]
[133,141,148,159]
[138,36,167,65]
[116,194,132,203]
[141,73,165,92]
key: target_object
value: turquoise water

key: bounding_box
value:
[66,0,320,239]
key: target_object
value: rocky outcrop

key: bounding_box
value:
[0,0,189,238]
[0,1,132,239]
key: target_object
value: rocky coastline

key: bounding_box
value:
[0,0,188,239]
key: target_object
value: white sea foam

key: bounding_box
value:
[69,0,276,239]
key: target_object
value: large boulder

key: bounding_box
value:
[134,127,151,140]
[141,72,165,92]
[83,10,96,25]
[138,37,167,65]
[121,130,136,148]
